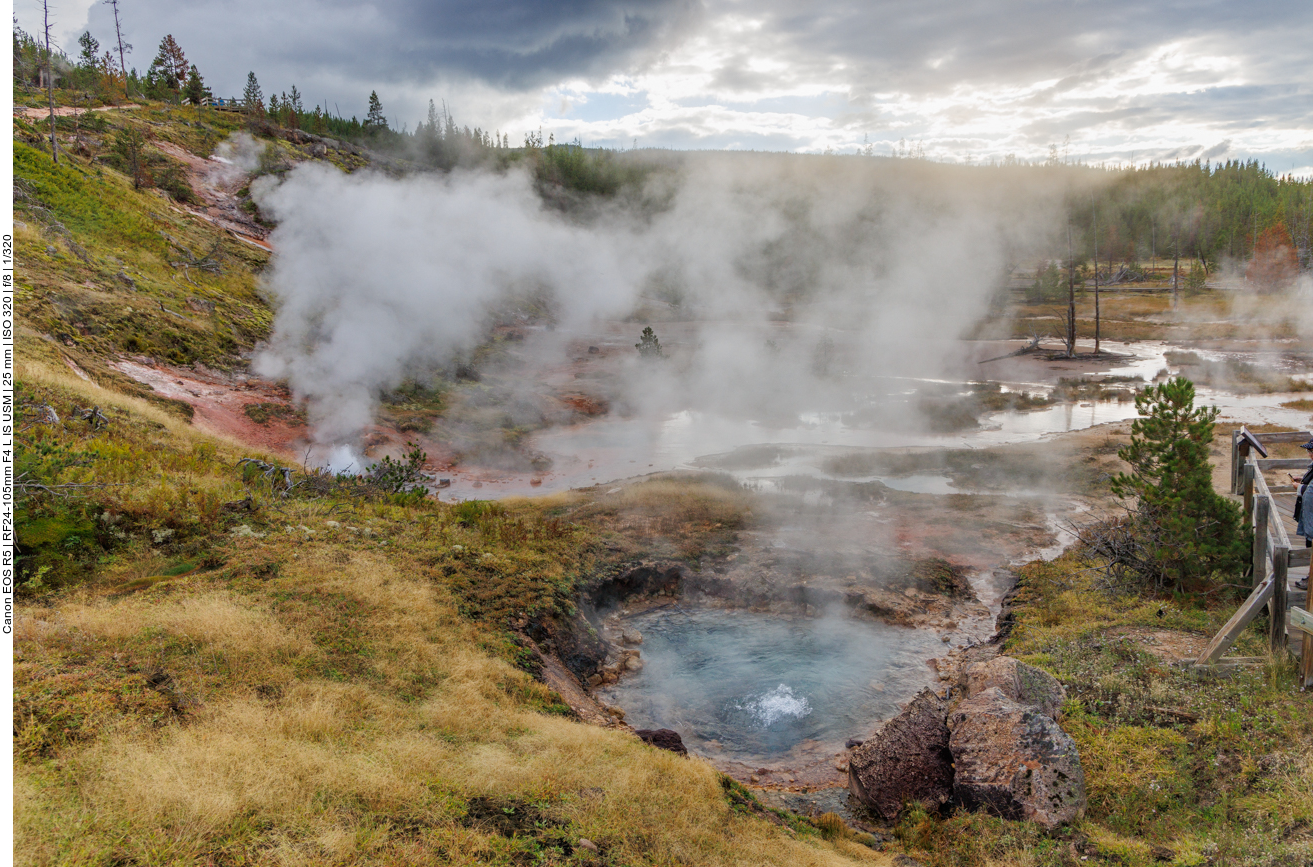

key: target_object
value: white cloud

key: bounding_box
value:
[15,0,1311,167]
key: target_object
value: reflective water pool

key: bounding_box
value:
[595,606,944,762]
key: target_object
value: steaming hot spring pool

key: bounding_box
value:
[595,606,945,763]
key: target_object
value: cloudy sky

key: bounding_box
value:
[22,0,1313,172]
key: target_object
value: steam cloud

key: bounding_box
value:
[251,151,1066,453]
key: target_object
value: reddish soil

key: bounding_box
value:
[561,394,610,415]
[110,359,307,456]
[151,140,272,250]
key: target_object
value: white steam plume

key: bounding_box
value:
[252,164,636,445]
[252,153,1066,450]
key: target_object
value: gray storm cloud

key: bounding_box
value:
[251,152,1066,451]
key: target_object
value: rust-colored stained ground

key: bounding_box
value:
[151,140,272,250]
[109,360,308,457]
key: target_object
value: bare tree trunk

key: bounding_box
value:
[1173,225,1180,305]
[1067,220,1076,357]
[1092,199,1100,355]
[43,0,59,164]
[108,0,130,99]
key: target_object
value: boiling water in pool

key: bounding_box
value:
[596,606,945,762]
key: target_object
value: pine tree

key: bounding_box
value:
[77,31,100,68]
[242,71,263,114]
[1109,377,1248,592]
[364,90,386,130]
[99,50,124,101]
[112,125,148,189]
[636,327,663,359]
[183,64,207,106]
[288,84,303,113]
[147,34,188,91]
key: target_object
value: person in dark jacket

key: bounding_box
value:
[1290,440,1313,590]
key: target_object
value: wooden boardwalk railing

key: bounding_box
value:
[1197,427,1313,689]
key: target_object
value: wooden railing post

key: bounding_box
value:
[1303,578,1313,688]
[1271,545,1289,654]
[1253,497,1270,588]
[1243,462,1256,518]
[1232,429,1242,494]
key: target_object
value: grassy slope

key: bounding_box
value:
[13,108,886,866]
[895,551,1312,867]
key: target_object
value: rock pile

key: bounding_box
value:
[847,656,1085,829]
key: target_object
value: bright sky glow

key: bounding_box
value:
[16,0,1313,173]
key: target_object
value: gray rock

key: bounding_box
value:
[948,688,1086,829]
[847,689,953,820]
[634,728,687,756]
[963,656,1066,720]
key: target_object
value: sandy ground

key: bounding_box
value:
[14,104,142,119]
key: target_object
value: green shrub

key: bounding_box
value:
[1106,376,1248,592]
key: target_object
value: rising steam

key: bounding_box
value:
[251,151,1066,451]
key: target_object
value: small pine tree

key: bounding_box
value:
[242,71,263,114]
[1109,377,1248,592]
[183,63,206,106]
[98,50,124,101]
[111,126,148,189]
[77,31,100,69]
[636,326,663,359]
[1184,260,1206,290]
[364,90,387,130]
[1028,261,1062,303]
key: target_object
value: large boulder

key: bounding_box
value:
[963,656,1066,720]
[848,689,954,820]
[948,688,1086,828]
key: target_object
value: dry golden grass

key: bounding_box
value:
[16,513,886,866]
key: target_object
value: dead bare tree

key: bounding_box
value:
[42,0,59,164]
[16,471,122,500]
[238,458,296,495]
[20,403,61,432]
[72,405,110,429]
[103,0,132,98]
[1090,196,1101,355]
[1066,219,1076,357]
[162,234,224,278]
[1076,508,1247,595]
